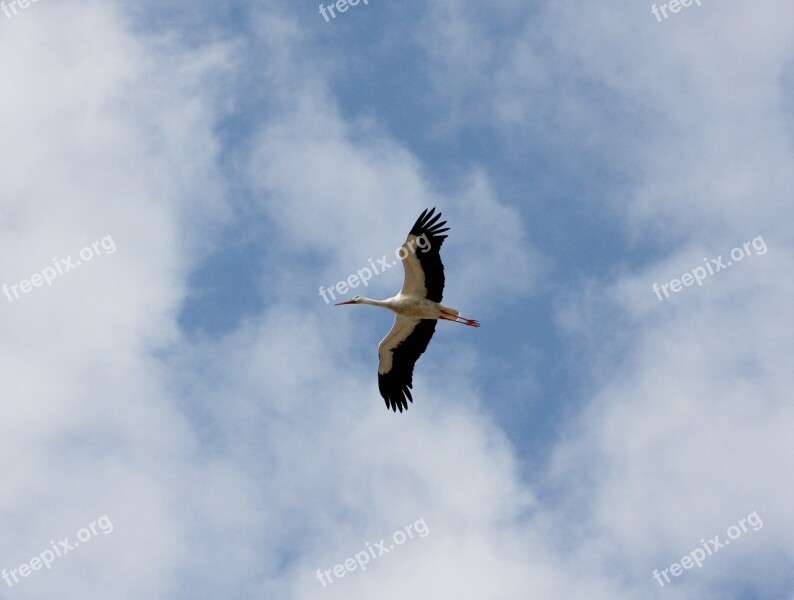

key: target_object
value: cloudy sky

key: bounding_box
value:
[1,0,792,598]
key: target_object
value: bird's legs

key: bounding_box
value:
[439,310,480,327]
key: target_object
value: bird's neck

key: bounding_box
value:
[360,297,392,308]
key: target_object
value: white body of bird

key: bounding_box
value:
[343,294,460,320]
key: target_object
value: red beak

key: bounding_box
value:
[335,299,356,305]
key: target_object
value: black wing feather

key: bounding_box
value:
[408,207,448,303]
[378,319,437,412]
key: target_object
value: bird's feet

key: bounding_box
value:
[440,312,480,327]
[459,318,480,327]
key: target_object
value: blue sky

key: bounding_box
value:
[1,1,792,598]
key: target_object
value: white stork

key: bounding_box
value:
[335,208,480,412]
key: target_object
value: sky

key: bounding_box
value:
[0,0,793,598]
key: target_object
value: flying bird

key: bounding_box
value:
[335,208,480,413]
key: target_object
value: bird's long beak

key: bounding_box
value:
[335,299,356,305]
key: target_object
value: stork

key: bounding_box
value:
[335,208,480,412]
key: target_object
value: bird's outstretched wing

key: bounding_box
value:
[378,316,437,412]
[398,208,449,302]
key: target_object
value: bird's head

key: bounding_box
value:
[335,295,363,306]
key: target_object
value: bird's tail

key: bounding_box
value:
[439,305,459,317]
